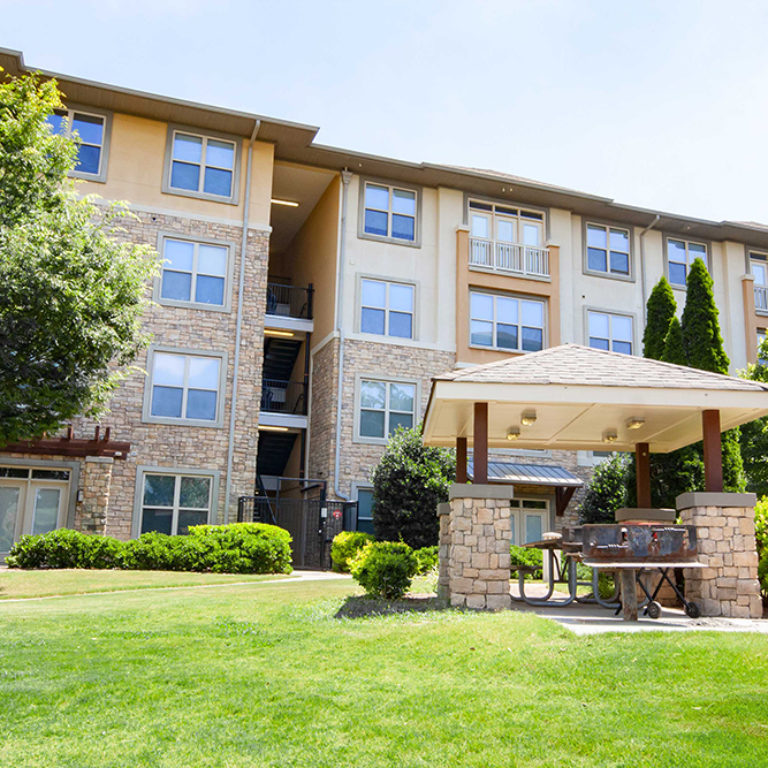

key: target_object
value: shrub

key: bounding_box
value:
[6,529,122,569]
[371,425,455,549]
[118,532,199,571]
[755,498,768,597]
[350,541,418,599]
[509,545,543,580]
[330,531,374,573]
[188,523,293,574]
[414,545,438,575]
[759,550,768,598]
[579,454,630,524]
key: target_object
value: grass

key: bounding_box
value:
[0,572,767,767]
[0,568,294,600]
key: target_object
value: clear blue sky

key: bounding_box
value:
[4,0,768,223]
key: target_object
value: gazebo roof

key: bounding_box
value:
[423,344,768,453]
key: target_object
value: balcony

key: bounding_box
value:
[261,378,307,416]
[755,284,768,313]
[469,238,550,279]
[265,282,314,333]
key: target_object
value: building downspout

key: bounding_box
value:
[224,119,261,521]
[333,169,353,501]
[639,214,661,322]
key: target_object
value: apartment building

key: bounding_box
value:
[3,47,768,558]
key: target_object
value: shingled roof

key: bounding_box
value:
[434,344,768,393]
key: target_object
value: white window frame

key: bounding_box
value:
[133,466,218,538]
[47,105,111,182]
[354,375,419,445]
[508,497,550,547]
[469,290,547,353]
[584,221,633,280]
[468,199,546,246]
[154,233,235,313]
[749,251,768,314]
[358,277,415,339]
[358,179,421,246]
[586,309,635,355]
[142,346,227,428]
[162,125,241,205]
[664,236,709,288]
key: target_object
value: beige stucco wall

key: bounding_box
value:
[75,112,274,228]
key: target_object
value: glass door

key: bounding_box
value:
[29,485,64,535]
[469,211,493,267]
[495,216,519,271]
[0,484,25,557]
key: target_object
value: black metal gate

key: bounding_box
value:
[237,496,351,570]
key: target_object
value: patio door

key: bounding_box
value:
[0,474,68,558]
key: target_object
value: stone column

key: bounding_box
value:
[443,484,513,611]
[437,502,451,603]
[75,457,114,536]
[677,492,762,618]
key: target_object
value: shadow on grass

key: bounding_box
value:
[334,593,447,619]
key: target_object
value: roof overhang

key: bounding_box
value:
[423,380,768,453]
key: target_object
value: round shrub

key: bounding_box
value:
[188,523,293,574]
[6,529,122,569]
[350,541,418,599]
[413,545,438,575]
[331,531,374,573]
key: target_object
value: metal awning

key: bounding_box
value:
[468,460,583,488]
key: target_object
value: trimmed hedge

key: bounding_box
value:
[350,541,418,599]
[6,523,293,574]
[330,531,374,573]
[414,545,438,575]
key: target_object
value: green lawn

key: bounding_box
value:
[0,572,766,767]
[0,568,293,600]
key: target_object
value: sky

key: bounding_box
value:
[3,0,768,224]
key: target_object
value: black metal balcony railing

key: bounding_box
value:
[266,283,314,320]
[260,379,308,415]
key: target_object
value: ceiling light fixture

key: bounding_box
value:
[258,425,290,433]
[506,427,520,441]
[626,417,645,430]
[602,430,618,444]
[264,329,295,338]
[521,410,537,426]
[271,198,299,207]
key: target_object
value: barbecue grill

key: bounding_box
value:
[581,524,704,620]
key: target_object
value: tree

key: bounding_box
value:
[662,316,685,366]
[578,453,629,524]
[681,258,745,492]
[739,337,768,497]
[371,425,455,548]
[643,277,676,360]
[0,70,158,445]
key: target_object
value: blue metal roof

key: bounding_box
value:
[467,461,583,488]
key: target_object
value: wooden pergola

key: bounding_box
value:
[0,425,130,460]
[423,345,768,503]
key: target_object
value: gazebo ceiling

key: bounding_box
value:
[422,345,768,453]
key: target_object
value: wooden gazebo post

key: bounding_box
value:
[635,442,651,508]
[702,409,723,492]
[456,437,467,483]
[473,402,488,484]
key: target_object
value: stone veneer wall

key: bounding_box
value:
[678,493,762,618]
[67,210,270,538]
[75,457,114,534]
[441,487,513,610]
[307,338,339,488]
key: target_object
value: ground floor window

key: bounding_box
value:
[508,497,549,546]
[140,472,213,535]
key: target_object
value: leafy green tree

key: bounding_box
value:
[371,425,455,548]
[578,454,629,524]
[0,70,158,445]
[739,338,768,497]
[662,316,685,366]
[643,277,677,360]
[680,258,745,492]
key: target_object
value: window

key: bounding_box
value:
[750,252,768,312]
[585,223,630,276]
[139,473,212,535]
[360,279,414,338]
[358,379,416,441]
[146,350,223,425]
[355,488,375,535]
[158,237,230,309]
[362,182,417,242]
[165,128,238,201]
[508,498,549,546]
[758,330,767,364]
[588,311,633,354]
[469,291,545,352]
[666,238,707,287]
[46,108,108,179]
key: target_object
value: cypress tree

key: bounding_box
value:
[661,316,686,365]
[680,257,745,492]
[643,277,677,360]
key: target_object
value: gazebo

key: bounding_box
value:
[422,344,768,617]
